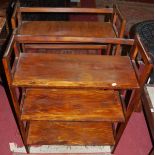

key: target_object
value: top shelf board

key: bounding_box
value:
[18,21,116,38]
[13,53,139,89]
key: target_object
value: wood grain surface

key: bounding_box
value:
[13,53,139,89]
[21,89,125,121]
[19,7,113,14]
[27,121,115,145]
[18,21,116,38]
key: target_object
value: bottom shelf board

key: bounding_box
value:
[27,121,115,146]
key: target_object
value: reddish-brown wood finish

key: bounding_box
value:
[18,21,116,38]
[21,89,125,121]
[3,34,152,153]
[15,4,125,38]
[27,121,115,145]
[11,4,126,55]
[19,7,114,14]
[13,53,139,89]
[14,35,134,45]
[24,44,107,50]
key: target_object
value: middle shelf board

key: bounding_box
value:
[21,89,125,121]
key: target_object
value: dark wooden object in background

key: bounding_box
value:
[0,17,6,45]
[0,0,16,36]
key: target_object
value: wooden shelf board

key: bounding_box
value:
[27,121,115,145]
[13,53,139,89]
[18,21,116,38]
[21,89,125,121]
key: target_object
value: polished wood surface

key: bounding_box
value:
[18,21,116,38]
[15,35,134,45]
[19,7,113,14]
[13,53,139,89]
[27,121,115,145]
[21,89,125,121]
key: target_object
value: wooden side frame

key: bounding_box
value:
[112,4,126,55]
[130,35,153,111]
[2,35,29,153]
[113,4,126,38]
[112,35,153,153]
[11,2,19,30]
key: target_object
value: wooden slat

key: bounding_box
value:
[15,35,135,45]
[19,7,114,14]
[21,89,125,121]
[27,121,115,145]
[18,21,116,38]
[24,44,107,50]
[13,53,139,89]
